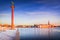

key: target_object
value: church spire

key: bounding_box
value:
[48,21,50,25]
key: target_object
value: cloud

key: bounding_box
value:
[35,0,60,4]
[26,12,45,15]
[0,14,8,16]
[25,11,57,15]
[51,5,60,9]
[0,13,11,17]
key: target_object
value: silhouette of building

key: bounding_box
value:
[36,21,54,28]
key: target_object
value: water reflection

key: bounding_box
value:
[18,27,60,40]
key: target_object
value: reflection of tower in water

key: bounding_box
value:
[48,21,51,40]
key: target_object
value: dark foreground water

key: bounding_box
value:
[18,27,60,40]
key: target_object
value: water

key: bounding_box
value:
[18,27,60,40]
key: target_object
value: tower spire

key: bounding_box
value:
[48,21,50,25]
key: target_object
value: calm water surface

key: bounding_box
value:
[18,27,60,40]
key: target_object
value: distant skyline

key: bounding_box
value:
[0,0,60,25]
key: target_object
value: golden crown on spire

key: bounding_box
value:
[11,1,14,5]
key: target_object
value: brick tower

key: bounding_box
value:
[11,1,15,29]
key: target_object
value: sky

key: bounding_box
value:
[0,0,60,25]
